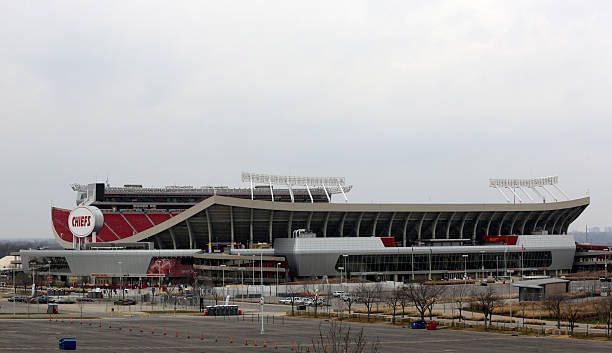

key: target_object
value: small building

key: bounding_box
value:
[513,278,570,301]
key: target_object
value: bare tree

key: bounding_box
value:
[449,285,469,323]
[472,286,501,328]
[397,286,410,318]
[405,283,446,321]
[354,282,377,322]
[384,286,402,324]
[309,321,379,353]
[596,296,612,337]
[543,295,566,329]
[562,301,580,335]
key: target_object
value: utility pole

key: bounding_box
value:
[260,252,264,335]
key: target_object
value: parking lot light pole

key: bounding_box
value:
[462,254,468,285]
[480,251,485,280]
[220,264,226,298]
[47,260,51,290]
[260,252,264,335]
[118,261,124,300]
[275,263,281,297]
[12,267,16,317]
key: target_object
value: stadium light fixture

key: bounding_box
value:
[241,172,351,203]
[488,176,569,203]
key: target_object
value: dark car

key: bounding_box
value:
[8,296,29,303]
[114,299,137,306]
[28,296,50,304]
[411,320,427,329]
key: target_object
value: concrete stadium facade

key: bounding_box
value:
[52,195,590,251]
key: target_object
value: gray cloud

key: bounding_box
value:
[1,1,611,238]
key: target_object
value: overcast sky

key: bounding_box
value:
[1,1,611,239]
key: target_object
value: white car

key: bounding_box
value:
[278,297,292,304]
[332,291,345,297]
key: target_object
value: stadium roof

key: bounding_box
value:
[52,195,590,250]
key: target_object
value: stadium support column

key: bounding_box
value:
[531,211,545,233]
[459,213,468,239]
[269,180,274,202]
[186,220,195,249]
[402,213,411,247]
[268,210,274,244]
[230,206,235,250]
[431,213,441,240]
[519,212,532,235]
[169,229,178,250]
[206,209,213,253]
[371,212,380,236]
[355,212,363,237]
[509,212,521,235]
[417,213,426,243]
[323,212,330,237]
[497,212,509,235]
[472,212,482,244]
[287,212,293,237]
[250,209,254,246]
[445,212,455,239]
[339,212,347,237]
[306,212,313,231]
[387,212,396,237]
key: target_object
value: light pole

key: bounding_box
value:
[496,256,499,280]
[260,252,264,335]
[275,262,281,297]
[605,248,609,279]
[156,259,162,306]
[480,251,485,281]
[118,261,124,300]
[411,245,415,281]
[428,248,432,281]
[462,254,468,285]
[12,266,16,317]
[220,264,226,299]
[47,260,51,290]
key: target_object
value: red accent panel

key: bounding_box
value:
[52,208,72,242]
[380,237,397,247]
[147,258,194,277]
[576,243,610,251]
[482,235,518,245]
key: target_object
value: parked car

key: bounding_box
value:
[278,297,292,304]
[8,295,29,303]
[114,298,137,306]
[332,291,345,297]
[28,296,51,304]
[411,320,427,329]
[56,297,76,304]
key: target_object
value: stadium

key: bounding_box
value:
[19,173,592,285]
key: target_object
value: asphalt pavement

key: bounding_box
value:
[0,315,610,352]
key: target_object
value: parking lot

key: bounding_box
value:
[0,315,610,352]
